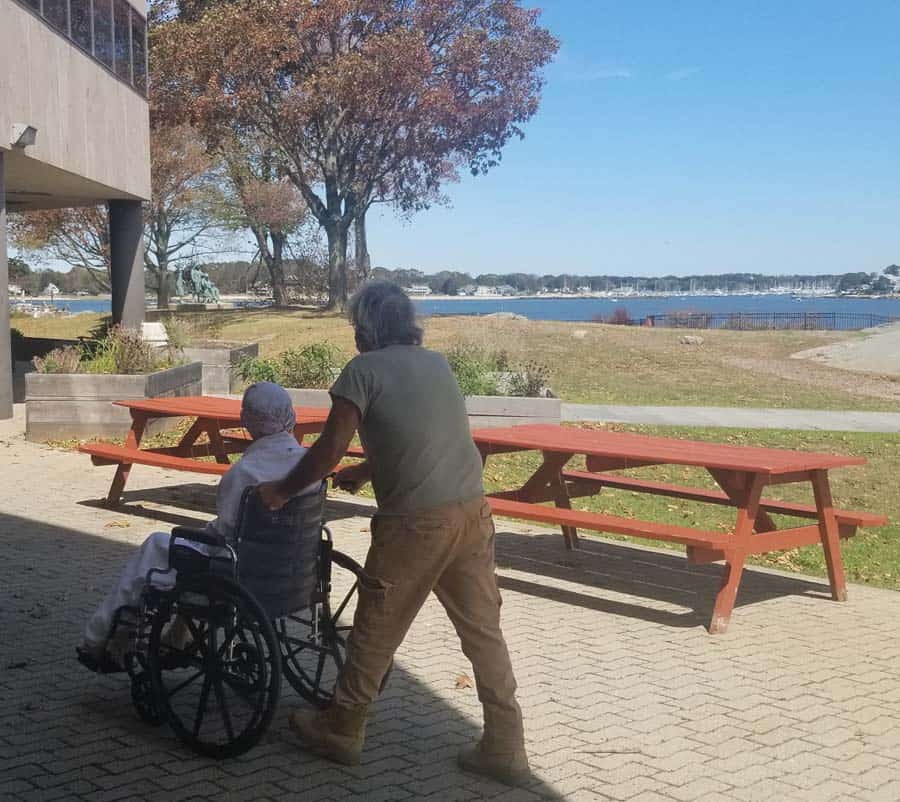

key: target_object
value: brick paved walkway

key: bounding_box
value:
[2,410,900,801]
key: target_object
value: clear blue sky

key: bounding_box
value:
[369,0,900,277]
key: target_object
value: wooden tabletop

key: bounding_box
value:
[114,396,330,425]
[471,423,866,475]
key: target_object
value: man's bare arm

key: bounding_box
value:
[258,397,361,509]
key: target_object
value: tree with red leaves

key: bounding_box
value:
[153,0,558,310]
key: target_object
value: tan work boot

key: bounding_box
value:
[288,703,368,766]
[458,740,531,787]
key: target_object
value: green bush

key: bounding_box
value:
[236,355,282,384]
[445,344,504,396]
[236,342,344,389]
[78,326,174,375]
[444,342,550,397]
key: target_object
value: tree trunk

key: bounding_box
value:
[354,211,371,283]
[269,232,288,306]
[157,269,170,309]
[325,221,349,311]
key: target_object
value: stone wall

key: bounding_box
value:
[25,362,201,441]
[284,388,561,429]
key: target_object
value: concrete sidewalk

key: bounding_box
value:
[563,403,900,432]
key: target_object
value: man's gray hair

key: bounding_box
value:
[348,281,424,351]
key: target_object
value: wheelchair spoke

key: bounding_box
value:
[193,673,214,738]
[331,583,358,623]
[214,678,235,741]
[313,650,327,689]
[167,668,205,698]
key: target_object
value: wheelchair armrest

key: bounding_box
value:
[171,527,227,549]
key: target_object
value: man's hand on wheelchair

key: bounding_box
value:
[258,480,290,511]
[332,463,368,494]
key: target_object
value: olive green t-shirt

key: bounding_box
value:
[330,345,484,514]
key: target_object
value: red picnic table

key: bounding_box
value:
[80,400,887,633]
[473,424,886,633]
[79,396,331,506]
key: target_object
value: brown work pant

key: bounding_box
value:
[332,496,525,750]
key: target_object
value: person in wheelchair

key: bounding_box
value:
[77,381,319,672]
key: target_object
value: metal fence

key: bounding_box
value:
[643,312,899,331]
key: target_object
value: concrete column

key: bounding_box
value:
[108,199,145,328]
[0,151,13,420]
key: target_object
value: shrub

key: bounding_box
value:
[81,326,168,375]
[605,307,633,325]
[279,343,343,388]
[508,360,551,397]
[445,344,501,396]
[236,355,282,385]
[33,346,82,374]
[162,316,191,351]
[236,342,344,389]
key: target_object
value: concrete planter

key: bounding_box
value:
[182,343,259,396]
[284,388,561,429]
[25,362,202,442]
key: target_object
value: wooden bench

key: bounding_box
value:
[561,469,888,536]
[488,497,729,550]
[81,443,231,477]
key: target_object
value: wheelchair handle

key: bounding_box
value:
[171,527,227,549]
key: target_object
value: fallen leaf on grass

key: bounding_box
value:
[455,674,474,690]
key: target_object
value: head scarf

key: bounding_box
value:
[240,382,296,440]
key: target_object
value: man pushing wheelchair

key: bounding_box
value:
[80,282,529,787]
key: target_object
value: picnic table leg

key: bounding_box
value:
[811,470,848,602]
[509,451,579,551]
[709,473,765,634]
[709,468,777,533]
[174,418,208,456]
[205,422,231,465]
[106,412,148,506]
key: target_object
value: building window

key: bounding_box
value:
[70,0,94,52]
[93,0,115,69]
[14,0,147,98]
[114,0,132,83]
[131,12,147,95]
[44,0,69,33]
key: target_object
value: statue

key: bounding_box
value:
[176,265,220,304]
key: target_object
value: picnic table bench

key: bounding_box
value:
[79,397,330,505]
[474,424,887,633]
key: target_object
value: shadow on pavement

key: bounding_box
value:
[1,511,564,800]
[493,525,832,631]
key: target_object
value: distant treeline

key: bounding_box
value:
[368,267,899,296]
[10,254,898,298]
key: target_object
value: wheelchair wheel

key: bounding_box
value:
[279,550,382,708]
[148,575,281,759]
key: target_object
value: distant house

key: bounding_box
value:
[405,284,432,295]
[458,284,477,296]
[496,284,517,296]
[44,282,60,297]
[474,285,495,296]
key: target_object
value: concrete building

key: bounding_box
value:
[1,0,151,418]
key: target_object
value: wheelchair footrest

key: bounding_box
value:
[76,645,126,674]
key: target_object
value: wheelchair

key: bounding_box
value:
[106,485,374,759]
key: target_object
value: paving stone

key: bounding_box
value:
[1,417,899,801]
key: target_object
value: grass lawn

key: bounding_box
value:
[17,309,900,411]
[480,425,899,591]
